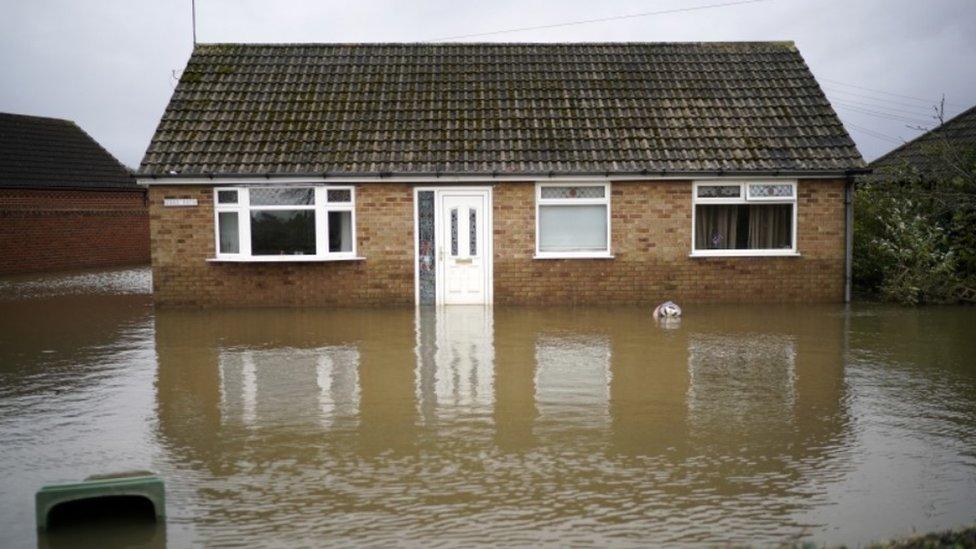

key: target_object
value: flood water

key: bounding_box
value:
[1,267,975,547]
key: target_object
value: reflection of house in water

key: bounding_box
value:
[153,305,854,543]
[687,334,797,433]
[534,336,611,433]
[415,307,495,425]
[219,347,360,429]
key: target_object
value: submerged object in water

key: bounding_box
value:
[652,301,682,319]
[35,470,165,530]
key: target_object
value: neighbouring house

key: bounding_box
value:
[0,112,149,275]
[868,104,976,177]
[138,42,866,307]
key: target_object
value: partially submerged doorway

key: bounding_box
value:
[415,188,493,305]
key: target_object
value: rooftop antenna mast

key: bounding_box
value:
[191,0,197,45]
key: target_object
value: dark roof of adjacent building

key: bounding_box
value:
[0,112,135,189]
[869,104,976,176]
[139,42,866,178]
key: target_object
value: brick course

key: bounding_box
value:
[149,179,846,307]
[0,188,149,275]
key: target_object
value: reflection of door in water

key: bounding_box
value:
[441,193,488,304]
[415,306,495,424]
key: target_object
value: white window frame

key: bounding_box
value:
[690,180,799,257]
[211,185,361,262]
[534,182,613,259]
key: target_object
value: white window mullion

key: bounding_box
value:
[240,187,252,256]
[315,187,328,257]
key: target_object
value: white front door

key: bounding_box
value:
[439,192,490,304]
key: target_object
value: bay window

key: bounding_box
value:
[213,186,358,261]
[691,181,798,257]
[535,183,612,258]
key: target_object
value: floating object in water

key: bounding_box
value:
[653,301,682,319]
[35,471,165,530]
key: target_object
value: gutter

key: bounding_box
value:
[136,168,871,185]
[844,177,854,303]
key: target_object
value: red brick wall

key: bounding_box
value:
[149,179,846,307]
[0,188,150,275]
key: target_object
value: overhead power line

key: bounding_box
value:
[827,96,938,118]
[844,122,905,145]
[431,0,770,41]
[834,103,933,126]
[820,77,958,108]
[823,87,944,113]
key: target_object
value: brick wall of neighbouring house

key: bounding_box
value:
[148,179,846,307]
[0,188,150,275]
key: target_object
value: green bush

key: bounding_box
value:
[854,141,976,305]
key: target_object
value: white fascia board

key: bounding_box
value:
[137,173,838,186]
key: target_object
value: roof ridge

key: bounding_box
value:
[194,40,797,47]
[0,111,77,125]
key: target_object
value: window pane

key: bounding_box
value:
[250,210,316,255]
[538,205,608,252]
[748,183,793,199]
[328,210,353,252]
[695,204,792,250]
[696,185,740,199]
[250,188,315,206]
[746,204,792,248]
[218,212,239,253]
[327,189,352,202]
[217,190,238,204]
[541,186,605,199]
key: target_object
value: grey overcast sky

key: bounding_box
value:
[1,0,974,168]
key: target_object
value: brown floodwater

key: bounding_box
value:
[1,267,975,547]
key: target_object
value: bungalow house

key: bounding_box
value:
[138,42,866,307]
[0,112,148,275]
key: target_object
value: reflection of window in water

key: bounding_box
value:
[534,336,612,430]
[415,307,494,423]
[687,335,796,428]
[219,347,360,429]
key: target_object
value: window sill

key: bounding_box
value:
[689,251,801,258]
[207,256,366,263]
[534,253,615,260]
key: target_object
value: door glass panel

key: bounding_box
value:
[469,208,477,256]
[450,208,458,256]
[417,191,436,305]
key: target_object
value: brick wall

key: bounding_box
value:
[493,179,846,304]
[149,179,846,307]
[0,188,150,275]
[149,184,415,307]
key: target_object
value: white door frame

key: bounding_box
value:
[413,186,494,305]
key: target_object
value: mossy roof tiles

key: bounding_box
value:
[139,42,865,177]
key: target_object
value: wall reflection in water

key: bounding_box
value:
[220,347,360,430]
[152,305,853,545]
